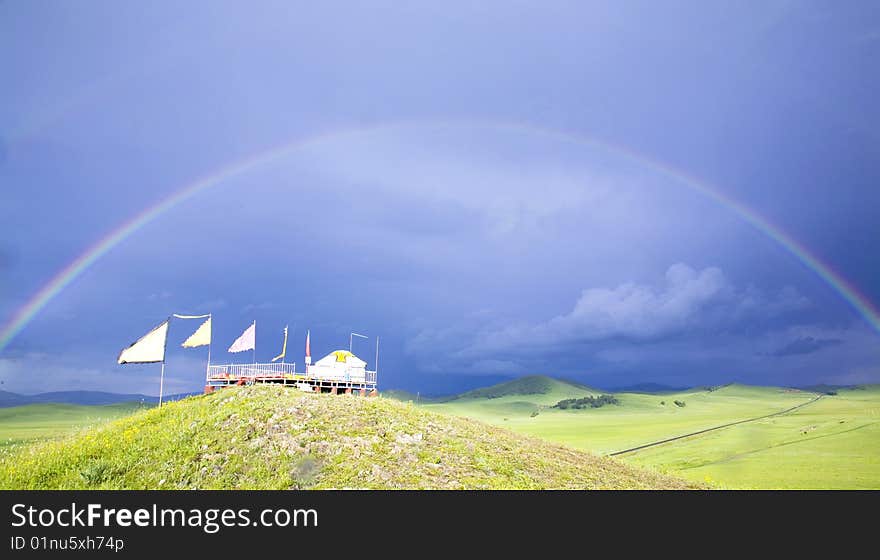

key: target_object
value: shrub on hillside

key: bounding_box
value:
[674,400,686,407]
[553,395,619,410]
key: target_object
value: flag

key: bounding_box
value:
[271,325,288,362]
[228,321,255,353]
[181,317,211,348]
[118,320,169,364]
[305,330,310,358]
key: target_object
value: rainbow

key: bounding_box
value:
[2,120,878,353]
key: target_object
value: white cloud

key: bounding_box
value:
[296,124,661,241]
[545,263,730,339]
[407,263,811,374]
[465,263,806,354]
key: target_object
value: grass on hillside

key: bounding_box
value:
[425,381,818,453]
[0,402,143,449]
[0,385,697,490]
[421,377,880,489]
[625,386,880,489]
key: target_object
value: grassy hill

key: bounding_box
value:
[441,375,599,403]
[625,385,880,489]
[608,383,689,394]
[421,377,880,489]
[382,376,596,404]
[426,378,819,452]
[6,377,873,489]
[0,385,696,490]
[0,390,33,408]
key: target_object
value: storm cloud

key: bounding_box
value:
[1,2,879,393]
[768,337,844,357]
[408,263,810,368]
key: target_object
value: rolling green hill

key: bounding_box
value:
[0,385,696,490]
[448,375,597,400]
[420,376,880,489]
[5,377,875,489]
[624,385,880,489]
[439,375,599,404]
[424,377,818,452]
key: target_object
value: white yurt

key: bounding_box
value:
[308,350,367,382]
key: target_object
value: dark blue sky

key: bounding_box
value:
[1,1,878,395]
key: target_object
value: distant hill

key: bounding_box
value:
[0,391,32,407]
[0,390,197,408]
[0,385,696,489]
[444,375,600,401]
[798,384,863,395]
[385,377,682,402]
[610,383,689,394]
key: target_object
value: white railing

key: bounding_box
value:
[207,362,378,386]
[207,362,297,380]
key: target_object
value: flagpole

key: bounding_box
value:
[305,329,311,376]
[252,320,256,365]
[350,332,367,353]
[159,315,170,407]
[205,313,212,384]
[158,361,165,407]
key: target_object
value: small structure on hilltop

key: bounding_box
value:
[118,316,378,403]
[309,350,369,383]
[205,327,378,396]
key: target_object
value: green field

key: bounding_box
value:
[625,386,880,489]
[0,386,694,490]
[420,377,880,489]
[0,403,143,449]
[1,378,876,489]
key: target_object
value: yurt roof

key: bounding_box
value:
[315,349,367,366]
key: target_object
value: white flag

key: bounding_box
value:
[182,317,211,348]
[228,321,255,353]
[118,320,169,364]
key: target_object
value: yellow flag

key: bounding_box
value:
[182,317,211,348]
[271,326,288,362]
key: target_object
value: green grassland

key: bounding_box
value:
[419,376,880,489]
[2,376,875,489]
[423,377,815,453]
[0,402,142,449]
[0,385,696,490]
[625,386,880,489]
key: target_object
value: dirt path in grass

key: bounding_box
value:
[608,394,824,457]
